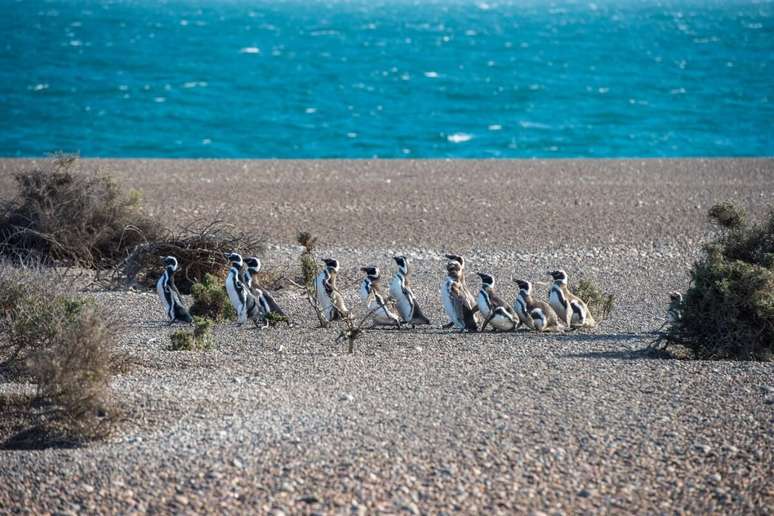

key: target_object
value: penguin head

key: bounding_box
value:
[360,266,380,280]
[669,291,683,303]
[548,269,568,284]
[162,256,179,272]
[322,258,339,272]
[393,255,408,274]
[245,256,261,273]
[476,272,494,289]
[445,254,465,268]
[515,279,532,294]
[446,260,462,278]
[226,252,244,268]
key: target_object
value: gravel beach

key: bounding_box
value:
[1,158,772,514]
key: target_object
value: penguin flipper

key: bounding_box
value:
[174,303,193,323]
[462,305,478,332]
[411,302,431,325]
[263,290,288,318]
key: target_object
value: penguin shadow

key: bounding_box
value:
[1,426,82,451]
[554,331,656,343]
[135,320,193,330]
[558,332,672,361]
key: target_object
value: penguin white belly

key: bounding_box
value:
[315,272,334,319]
[388,277,402,301]
[156,275,171,318]
[549,288,569,324]
[477,291,492,320]
[489,311,515,331]
[225,272,247,322]
[390,277,414,321]
[441,280,462,329]
[531,308,548,331]
[514,296,530,326]
[394,295,413,322]
[369,301,399,325]
[358,280,370,304]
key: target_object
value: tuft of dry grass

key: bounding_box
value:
[572,279,614,322]
[297,230,319,289]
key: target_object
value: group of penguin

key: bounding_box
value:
[156,252,597,333]
[156,253,289,328]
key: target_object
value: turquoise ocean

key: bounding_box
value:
[2,0,772,158]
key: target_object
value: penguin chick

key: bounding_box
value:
[441,261,478,332]
[156,256,193,324]
[388,255,431,327]
[547,270,596,329]
[360,266,401,327]
[514,279,560,332]
[476,272,518,331]
[315,258,348,321]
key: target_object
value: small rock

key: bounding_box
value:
[695,444,712,455]
[298,495,319,504]
[577,488,592,498]
[232,458,244,469]
[339,393,353,402]
[174,495,189,506]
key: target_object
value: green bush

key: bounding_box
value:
[572,279,614,322]
[663,204,773,360]
[190,273,236,321]
[169,317,213,351]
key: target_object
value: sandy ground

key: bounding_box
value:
[0,158,773,514]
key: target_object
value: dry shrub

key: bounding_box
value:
[26,303,116,441]
[661,204,773,360]
[572,279,614,322]
[297,231,318,288]
[190,273,236,321]
[0,265,117,445]
[0,155,160,268]
[115,220,265,294]
[169,317,213,351]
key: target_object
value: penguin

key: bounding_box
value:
[359,266,401,327]
[388,255,431,327]
[225,252,263,326]
[156,256,193,324]
[243,256,291,326]
[547,270,596,329]
[476,272,518,331]
[441,261,478,332]
[314,258,348,322]
[441,253,479,328]
[514,279,560,332]
[667,291,683,323]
